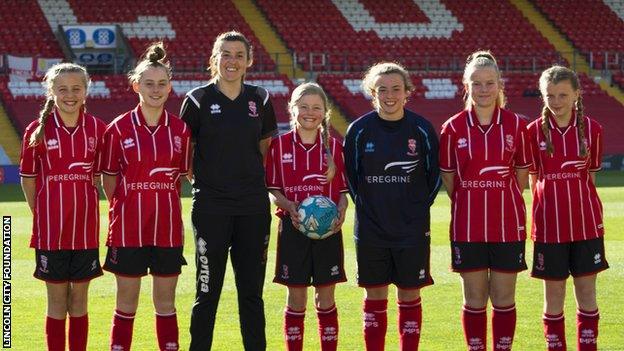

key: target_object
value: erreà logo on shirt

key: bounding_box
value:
[281,153,293,163]
[457,138,467,148]
[46,138,59,150]
[365,142,375,153]
[539,141,547,151]
[210,104,221,115]
[123,138,135,149]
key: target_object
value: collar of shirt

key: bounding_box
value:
[52,108,85,130]
[546,109,577,133]
[131,104,170,127]
[467,106,502,128]
[290,129,321,152]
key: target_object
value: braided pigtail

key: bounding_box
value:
[321,117,336,183]
[540,106,554,155]
[576,95,588,158]
[29,98,55,147]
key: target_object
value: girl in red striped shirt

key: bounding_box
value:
[20,63,105,351]
[527,66,608,351]
[101,42,190,351]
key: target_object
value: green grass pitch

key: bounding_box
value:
[2,171,623,350]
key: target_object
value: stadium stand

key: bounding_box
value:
[532,0,624,70]
[256,0,560,72]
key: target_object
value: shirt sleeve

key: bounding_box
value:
[514,118,532,168]
[260,90,278,140]
[179,124,192,176]
[93,118,106,176]
[527,123,539,174]
[264,138,281,190]
[419,120,441,206]
[343,122,360,200]
[180,92,202,142]
[19,122,40,177]
[438,121,456,173]
[101,124,121,175]
[589,119,603,171]
[333,141,349,193]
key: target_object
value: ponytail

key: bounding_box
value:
[29,98,55,147]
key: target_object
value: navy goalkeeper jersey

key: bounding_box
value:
[344,109,441,247]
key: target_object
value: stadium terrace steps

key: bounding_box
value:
[509,0,590,72]
[0,103,21,164]
[231,0,305,79]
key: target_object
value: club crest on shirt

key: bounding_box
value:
[248,101,258,117]
[173,135,182,153]
[123,137,135,149]
[88,137,96,152]
[46,138,59,150]
[281,153,293,163]
[407,138,418,156]
[210,104,221,115]
[505,134,515,152]
[457,138,467,149]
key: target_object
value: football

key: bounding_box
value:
[296,195,339,240]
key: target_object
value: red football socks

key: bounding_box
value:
[398,298,422,351]
[492,304,516,350]
[461,305,486,350]
[363,299,388,351]
[156,310,179,351]
[577,309,599,351]
[69,314,88,351]
[110,309,135,351]
[284,306,305,351]
[543,312,566,350]
[46,316,66,351]
[317,304,339,351]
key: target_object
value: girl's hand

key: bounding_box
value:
[287,200,301,228]
[332,196,348,233]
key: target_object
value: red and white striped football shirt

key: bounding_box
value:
[265,130,348,217]
[439,107,532,242]
[101,105,191,248]
[527,113,604,243]
[20,109,105,250]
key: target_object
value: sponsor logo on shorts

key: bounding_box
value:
[594,253,601,265]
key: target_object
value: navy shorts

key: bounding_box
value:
[273,217,346,287]
[356,238,433,289]
[451,241,527,273]
[34,249,103,283]
[103,246,187,277]
[532,237,609,280]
